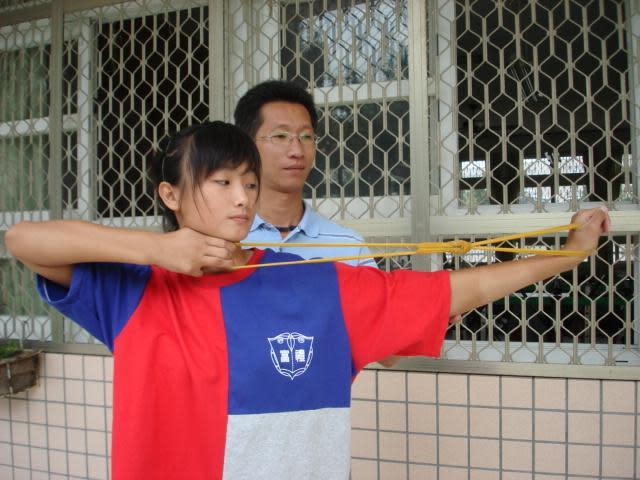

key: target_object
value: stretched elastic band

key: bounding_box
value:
[234,223,589,270]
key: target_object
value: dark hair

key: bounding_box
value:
[234,80,318,138]
[149,121,261,232]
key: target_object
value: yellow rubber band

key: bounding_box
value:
[234,223,590,270]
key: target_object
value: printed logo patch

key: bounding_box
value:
[268,332,314,380]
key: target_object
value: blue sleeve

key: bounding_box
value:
[36,263,151,351]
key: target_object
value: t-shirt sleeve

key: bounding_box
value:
[335,263,451,372]
[36,263,151,351]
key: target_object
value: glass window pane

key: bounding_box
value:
[0,45,49,122]
[283,0,409,87]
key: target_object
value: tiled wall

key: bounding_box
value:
[351,370,638,479]
[0,354,637,479]
[0,354,112,479]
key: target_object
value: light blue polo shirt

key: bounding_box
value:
[244,202,377,268]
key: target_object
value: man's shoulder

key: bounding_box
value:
[304,207,365,242]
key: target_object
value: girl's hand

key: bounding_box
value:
[156,228,237,276]
[564,207,611,257]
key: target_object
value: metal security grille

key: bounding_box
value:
[438,0,633,213]
[428,0,640,367]
[227,0,412,221]
[0,0,639,372]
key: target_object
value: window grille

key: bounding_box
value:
[0,0,638,372]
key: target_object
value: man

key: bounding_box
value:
[234,80,376,266]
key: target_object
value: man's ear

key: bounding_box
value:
[157,181,181,212]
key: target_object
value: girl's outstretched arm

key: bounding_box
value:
[6,220,237,287]
[448,207,610,317]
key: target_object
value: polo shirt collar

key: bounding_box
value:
[249,201,321,238]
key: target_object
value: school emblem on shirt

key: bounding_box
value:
[268,332,314,380]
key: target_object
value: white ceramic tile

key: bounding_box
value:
[9,399,28,422]
[469,407,499,438]
[534,378,565,410]
[568,412,599,444]
[535,442,565,474]
[439,436,468,467]
[30,446,49,471]
[67,428,86,454]
[502,377,532,408]
[86,430,107,456]
[63,355,84,379]
[470,375,500,407]
[378,371,406,401]
[469,438,499,469]
[601,446,634,478]
[28,424,47,448]
[351,369,376,399]
[28,400,46,424]
[88,455,109,480]
[12,444,29,469]
[407,433,436,463]
[379,431,406,461]
[86,406,106,431]
[68,451,88,478]
[65,404,85,429]
[602,381,635,413]
[438,405,467,436]
[47,426,67,451]
[46,403,66,427]
[45,354,64,377]
[407,403,436,434]
[64,379,85,404]
[438,374,467,405]
[11,421,29,445]
[568,379,600,411]
[85,381,106,407]
[0,420,9,442]
[502,440,532,471]
[407,372,436,403]
[567,444,599,476]
[379,461,407,480]
[603,413,635,446]
[84,356,104,381]
[45,378,65,402]
[350,458,377,480]
[535,411,565,442]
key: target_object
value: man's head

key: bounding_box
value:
[234,80,318,139]
[234,80,319,196]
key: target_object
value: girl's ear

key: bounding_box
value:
[157,181,181,212]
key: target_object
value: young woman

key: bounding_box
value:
[6,121,609,480]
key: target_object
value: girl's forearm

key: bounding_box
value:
[6,220,161,268]
[448,253,582,316]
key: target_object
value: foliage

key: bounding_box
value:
[0,339,22,360]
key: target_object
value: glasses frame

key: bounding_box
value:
[257,131,319,147]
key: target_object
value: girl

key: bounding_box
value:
[6,121,609,480]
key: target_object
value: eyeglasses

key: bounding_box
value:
[258,131,318,148]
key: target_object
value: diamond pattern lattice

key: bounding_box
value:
[451,0,634,213]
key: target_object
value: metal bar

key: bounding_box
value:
[372,357,640,381]
[48,0,65,343]
[209,0,225,120]
[407,0,430,271]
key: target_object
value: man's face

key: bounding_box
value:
[254,101,316,195]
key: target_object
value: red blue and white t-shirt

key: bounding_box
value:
[37,248,450,480]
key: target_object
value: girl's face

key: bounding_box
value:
[170,162,259,242]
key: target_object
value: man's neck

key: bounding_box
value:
[256,190,305,229]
